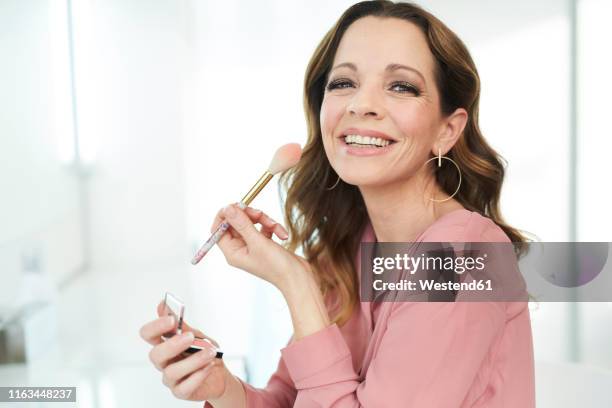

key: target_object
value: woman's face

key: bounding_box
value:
[320,16,448,188]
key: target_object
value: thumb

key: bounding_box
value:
[222,204,261,245]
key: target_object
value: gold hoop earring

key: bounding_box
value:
[326,175,341,190]
[423,147,462,202]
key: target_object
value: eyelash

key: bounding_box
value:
[325,79,420,96]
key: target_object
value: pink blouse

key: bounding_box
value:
[206,209,535,407]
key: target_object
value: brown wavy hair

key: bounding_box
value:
[278,0,529,326]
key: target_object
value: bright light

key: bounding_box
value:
[50,0,75,164]
[70,0,98,166]
[76,379,94,408]
[98,376,116,408]
[50,0,98,166]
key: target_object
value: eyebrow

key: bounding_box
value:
[330,62,426,83]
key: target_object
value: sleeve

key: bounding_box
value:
[239,355,297,408]
[204,348,297,408]
[279,301,506,407]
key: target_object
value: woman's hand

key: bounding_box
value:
[212,204,312,291]
[213,204,332,341]
[139,301,228,402]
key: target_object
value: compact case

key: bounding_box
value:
[161,292,223,358]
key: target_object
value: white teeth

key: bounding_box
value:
[343,134,392,147]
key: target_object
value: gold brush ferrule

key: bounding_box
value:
[240,171,273,206]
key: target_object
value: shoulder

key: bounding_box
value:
[465,211,511,243]
[422,209,511,243]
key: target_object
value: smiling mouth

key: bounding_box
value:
[341,134,397,148]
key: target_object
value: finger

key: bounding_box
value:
[149,331,196,371]
[140,315,176,346]
[244,206,263,219]
[258,213,288,239]
[210,207,244,242]
[221,204,261,246]
[156,300,219,347]
[172,360,217,400]
[209,207,227,234]
[245,207,289,240]
[259,223,287,241]
[211,205,286,242]
[195,334,220,349]
[162,349,217,388]
[228,226,242,240]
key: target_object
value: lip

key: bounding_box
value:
[338,127,398,142]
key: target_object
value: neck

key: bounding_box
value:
[358,174,463,242]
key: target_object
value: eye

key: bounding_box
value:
[325,79,354,91]
[390,81,420,95]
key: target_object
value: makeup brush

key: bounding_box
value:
[190,143,302,265]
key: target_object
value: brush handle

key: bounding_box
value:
[240,171,273,206]
[190,202,247,265]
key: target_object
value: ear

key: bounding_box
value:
[433,108,468,155]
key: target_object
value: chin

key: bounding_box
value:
[336,172,384,187]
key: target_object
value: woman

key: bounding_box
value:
[139,1,535,406]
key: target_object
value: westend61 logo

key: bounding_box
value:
[360,242,612,302]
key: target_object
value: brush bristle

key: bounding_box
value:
[267,143,302,175]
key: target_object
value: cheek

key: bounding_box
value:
[386,105,439,171]
[389,104,432,139]
[320,96,345,137]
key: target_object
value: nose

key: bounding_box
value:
[347,84,385,119]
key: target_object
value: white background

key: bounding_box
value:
[0,0,611,407]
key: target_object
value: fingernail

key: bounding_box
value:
[182,332,194,342]
[166,316,175,327]
[280,231,289,239]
